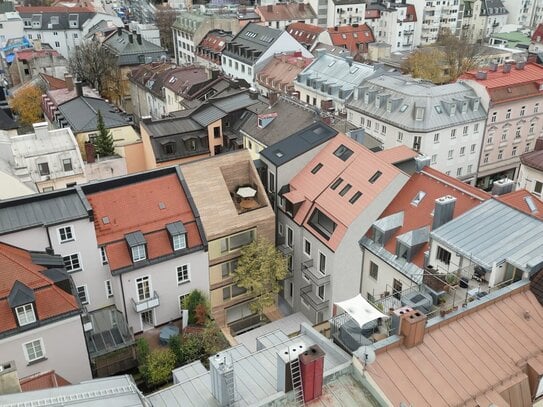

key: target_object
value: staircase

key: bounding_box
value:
[290,356,305,406]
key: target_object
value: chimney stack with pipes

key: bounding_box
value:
[400,309,427,348]
[299,345,325,403]
[414,155,431,172]
[75,81,83,97]
[0,361,21,395]
[432,195,456,230]
[209,353,235,407]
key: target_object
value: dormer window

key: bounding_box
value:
[166,221,187,251]
[125,231,147,263]
[16,304,36,326]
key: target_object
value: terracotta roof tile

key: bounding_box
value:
[16,6,93,12]
[496,189,543,220]
[256,52,313,92]
[87,173,203,272]
[327,24,374,54]
[375,145,419,164]
[520,147,543,172]
[40,73,66,90]
[20,370,70,391]
[256,3,316,21]
[286,22,324,48]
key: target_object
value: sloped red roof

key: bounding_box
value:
[375,145,419,165]
[40,73,67,90]
[198,31,231,53]
[0,243,79,334]
[520,146,543,171]
[286,22,324,47]
[15,49,60,61]
[16,6,93,12]
[327,24,375,54]
[532,23,543,42]
[496,189,543,220]
[405,5,417,22]
[86,173,203,271]
[256,3,316,21]
[373,167,490,268]
[20,370,70,391]
[256,52,313,92]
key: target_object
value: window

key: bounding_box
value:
[506,109,511,119]
[163,143,176,155]
[459,146,465,156]
[221,259,238,278]
[136,276,151,301]
[309,209,337,240]
[311,163,323,174]
[413,136,421,151]
[62,158,73,172]
[54,41,60,47]
[381,124,387,134]
[223,284,247,300]
[502,131,508,141]
[498,149,503,159]
[63,253,81,272]
[467,164,472,174]
[484,153,489,163]
[431,154,437,164]
[330,178,343,190]
[77,285,89,305]
[456,167,462,176]
[105,280,113,298]
[448,150,453,159]
[172,234,186,251]
[369,261,378,280]
[213,126,221,139]
[474,123,479,133]
[333,144,354,161]
[303,238,311,256]
[397,131,403,142]
[450,129,456,139]
[535,181,543,196]
[339,184,352,196]
[369,171,382,184]
[317,285,325,300]
[301,296,310,309]
[349,191,362,204]
[38,162,50,176]
[16,304,36,326]
[487,136,493,144]
[268,171,275,193]
[58,226,73,243]
[535,103,539,113]
[287,226,293,248]
[463,126,468,135]
[434,133,440,143]
[132,245,146,262]
[471,144,476,153]
[512,146,517,156]
[179,294,188,311]
[278,223,283,236]
[100,247,108,264]
[319,252,326,274]
[221,229,255,253]
[177,264,190,284]
[530,123,535,134]
[436,246,451,265]
[526,143,532,152]
[24,339,45,363]
[491,112,497,123]
[520,106,526,116]
[366,119,371,128]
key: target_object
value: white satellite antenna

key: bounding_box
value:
[355,345,376,377]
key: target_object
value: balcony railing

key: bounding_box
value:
[302,259,331,286]
[300,285,329,312]
[131,291,160,313]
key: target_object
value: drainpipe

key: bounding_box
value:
[120,275,129,325]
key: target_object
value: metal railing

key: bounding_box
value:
[131,291,160,313]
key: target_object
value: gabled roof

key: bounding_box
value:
[286,22,324,48]
[40,73,67,90]
[20,371,70,392]
[256,3,316,22]
[196,29,232,54]
[57,96,130,133]
[327,24,375,54]
[496,189,543,220]
[102,28,166,66]
[532,23,543,43]
[0,242,79,335]
[15,48,60,61]
[519,145,543,172]
[482,0,508,15]
[84,170,205,272]
[256,52,313,93]
[222,23,283,65]
[16,6,95,31]
[286,134,406,251]
[375,145,419,165]
[431,199,543,273]
[362,166,490,274]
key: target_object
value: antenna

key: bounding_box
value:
[355,345,376,377]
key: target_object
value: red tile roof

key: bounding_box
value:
[532,23,543,42]
[496,189,543,220]
[374,167,490,268]
[86,173,203,271]
[327,24,375,54]
[365,8,381,19]
[286,134,405,251]
[256,52,313,93]
[461,62,543,104]
[375,145,419,165]
[20,370,70,391]
[40,73,67,90]
[256,3,316,22]
[286,22,324,48]
[15,49,60,61]
[404,5,417,22]
[0,243,79,334]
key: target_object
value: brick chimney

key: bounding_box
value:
[75,81,83,97]
[64,73,74,91]
[0,361,21,395]
[85,142,95,163]
[400,309,427,348]
[299,345,324,403]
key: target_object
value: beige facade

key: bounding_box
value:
[76,125,140,161]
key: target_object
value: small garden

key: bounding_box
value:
[134,290,229,393]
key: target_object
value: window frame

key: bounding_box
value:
[318,251,326,275]
[63,253,81,272]
[436,246,451,265]
[172,233,187,251]
[369,261,378,280]
[77,285,89,305]
[131,245,146,262]
[105,280,113,298]
[62,158,73,172]
[100,246,108,264]
[38,162,50,176]
[136,276,151,301]
[303,238,311,257]
[23,338,45,363]
[16,303,36,326]
[57,225,74,243]
[177,264,190,285]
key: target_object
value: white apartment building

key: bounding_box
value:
[366,2,418,52]
[413,0,461,46]
[326,0,366,27]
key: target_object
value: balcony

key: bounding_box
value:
[302,259,331,286]
[300,285,329,312]
[131,291,160,313]
[278,243,293,257]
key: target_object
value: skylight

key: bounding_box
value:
[330,178,343,190]
[349,67,359,74]
[333,144,354,161]
[411,191,426,207]
[274,150,284,158]
[368,171,382,184]
[400,104,408,112]
[311,163,323,174]
[525,196,538,213]
[349,191,362,204]
[339,184,352,196]
[434,105,442,114]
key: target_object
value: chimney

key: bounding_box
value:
[75,81,83,97]
[64,73,74,91]
[400,309,427,348]
[117,27,122,36]
[414,155,431,172]
[45,247,54,255]
[298,2,305,11]
[85,142,96,163]
[503,62,512,73]
[489,62,498,71]
[209,68,220,80]
[33,122,49,140]
[276,343,307,392]
[534,136,543,151]
[391,306,413,335]
[475,71,487,80]
[491,178,514,196]
[128,33,134,43]
[516,61,526,70]
[249,87,259,100]
[209,353,235,407]
[345,55,353,66]
[268,91,278,106]
[432,195,456,230]
[0,361,21,395]
[334,26,339,31]
[299,345,325,403]
[136,33,142,45]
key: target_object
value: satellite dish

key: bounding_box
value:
[356,346,376,366]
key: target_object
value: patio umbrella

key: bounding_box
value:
[236,186,257,198]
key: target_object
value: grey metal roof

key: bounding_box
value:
[149,323,351,407]
[212,93,258,113]
[18,9,95,31]
[431,199,543,273]
[30,252,65,267]
[125,231,145,247]
[260,122,338,166]
[0,108,18,130]
[57,97,130,133]
[8,280,35,308]
[0,375,146,406]
[0,191,89,235]
[145,117,203,135]
[347,72,487,132]
[397,226,429,246]
[103,29,166,66]
[222,23,283,65]
[373,211,403,232]
[191,105,226,127]
[166,221,186,236]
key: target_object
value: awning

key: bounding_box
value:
[335,294,388,328]
[283,189,305,204]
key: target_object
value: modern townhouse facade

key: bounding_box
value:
[502,0,540,28]
[359,162,490,303]
[0,242,92,384]
[221,23,312,86]
[255,3,317,30]
[517,137,543,199]
[461,0,509,44]
[365,2,417,52]
[326,0,366,27]
[265,134,409,323]
[412,0,462,46]
[16,6,122,59]
[181,150,275,330]
[346,72,487,184]
[461,62,543,189]
[294,52,376,114]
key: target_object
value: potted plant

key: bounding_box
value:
[446,273,459,287]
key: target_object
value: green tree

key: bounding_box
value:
[232,238,288,319]
[182,290,209,325]
[436,28,483,82]
[143,348,176,388]
[135,338,150,377]
[94,110,115,157]
[168,335,183,367]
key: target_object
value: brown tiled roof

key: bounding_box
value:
[367,286,543,406]
[39,73,66,90]
[256,52,313,93]
[86,173,203,272]
[496,189,543,220]
[520,147,543,172]
[327,24,375,54]
[405,5,417,22]
[198,30,232,53]
[256,3,316,21]
[20,370,70,391]
[0,243,79,334]
[286,22,324,48]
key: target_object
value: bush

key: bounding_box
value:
[168,335,183,367]
[182,290,209,325]
[144,348,176,388]
[135,338,150,376]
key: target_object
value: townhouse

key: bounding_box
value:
[194,30,233,71]
[461,62,543,189]
[9,46,67,87]
[286,22,326,51]
[0,122,86,193]
[221,23,312,86]
[462,0,509,43]
[326,24,375,57]
[181,150,275,329]
[255,51,313,97]
[359,162,490,303]
[412,0,462,46]
[502,0,539,28]
[0,11,24,50]
[267,134,409,323]
[255,3,317,30]
[326,0,366,27]
[346,72,487,183]
[517,136,543,198]
[365,1,417,52]
[294,51,376,114]
[0,242,92,384]
[16,6,122,59]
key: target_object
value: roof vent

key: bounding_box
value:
[503,63,512,73]
[432,195,456,230]
[158,202,166,210]
[102,216,110,224]
[515,61,526,70]
[475,71,487,80]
